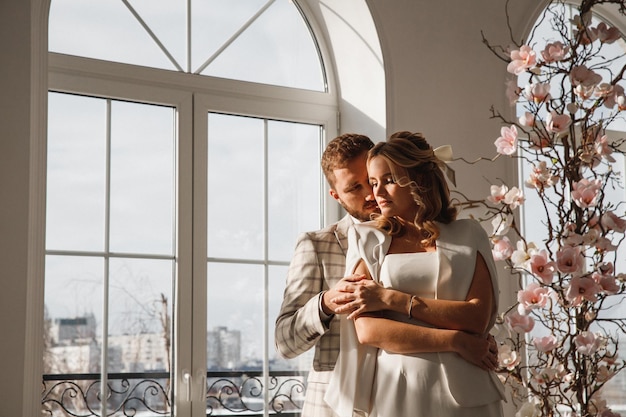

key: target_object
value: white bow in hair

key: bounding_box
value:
[433,145,456,186]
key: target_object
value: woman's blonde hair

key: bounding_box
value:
[368,131,457,246]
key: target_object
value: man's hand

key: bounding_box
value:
[329,276,388,319]
[321,274,368,315]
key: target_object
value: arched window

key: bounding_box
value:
[43,1,337,416]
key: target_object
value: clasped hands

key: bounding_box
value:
[322,274,500,371]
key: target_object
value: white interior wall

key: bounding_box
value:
[1,0,549,415]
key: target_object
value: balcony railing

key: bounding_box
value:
[42,371,306,417]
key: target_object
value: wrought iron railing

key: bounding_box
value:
[42,371,306,417]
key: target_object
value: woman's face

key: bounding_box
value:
[368,156,418,221]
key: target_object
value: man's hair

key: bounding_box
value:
[321,133,374,187]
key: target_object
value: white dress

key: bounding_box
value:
[370,251,503,417]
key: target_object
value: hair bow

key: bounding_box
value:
[433,145,456,186]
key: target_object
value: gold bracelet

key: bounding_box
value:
[408,295,416,319]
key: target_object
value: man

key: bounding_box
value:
[275,133,499,417]
[275,133,377,417]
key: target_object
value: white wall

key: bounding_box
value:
[0,0,549,415]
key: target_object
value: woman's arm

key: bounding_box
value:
[334,253,495,335]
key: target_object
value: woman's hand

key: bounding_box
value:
[454,332,499,371]
[331,277,389,319]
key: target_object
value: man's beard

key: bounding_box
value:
[345,201,379,222]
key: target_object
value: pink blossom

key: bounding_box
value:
[491,213,512,236]
[593,272,620,295]
[566,276,602,306]
[518,111,535,127]
[597,364,616,383]
[523,82,551,103]
[495,125,518,155]
[601,211,626,233]
[540,41,569,62]
[492,236,514,261]
[511,240,538,269]
[528,132,552,150]
[575,84,596,100]
[556,246,584,274]
[574,331,602,355]
[507,45,537,75]
[532,335,558,352]
[596,22,621,44]
[594,236,617,252]
[598,262,614,275]
[571,178,602,208]
[562,223,584,246]
[505,310,535,333]
[525,161,559,189]
[594,135,616,162]
[530,250,556,284]
[618,95,626,111]
[518,282,551,314]
[546,111,572,133]
[603,84,625,109]
[595,83,614,99]
[570,65,602,88]
[498,344,521,370]
[487,184,508,204]
[574,26,598,45]
[503,186,525,209]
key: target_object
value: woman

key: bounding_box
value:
[326,131,505,417]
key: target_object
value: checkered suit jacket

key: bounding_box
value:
[275,215,352,416]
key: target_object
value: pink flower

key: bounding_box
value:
[511,240,538,269]
[594,134,616,162]
[507,45,537,75]
[487,184,508,204]
[505,310,535,333]
[562,223,584,246]
[491,213,512,236]
[556,246,584,274]
[593,272,620,295]
[530,250,556,284]
[596,22,620,44]
[498,344,521,370]
[523,82,551,103]
[540,41,569,62]
[533,335,558,352]
[603,84,625,109]
[495,125,518,155]
[525,161,559,189]
[566,276,602,306]
[528,132,552,151]
[571,178,602,208]
[574,331,602,355]
[601,211,626,233]
[503,186,525,209]
[546,111,572,133]
[492,236,514,261]
[618,95,626,111]
[570,65,602,88]
[518,282,551,315]
[518,111,535,127]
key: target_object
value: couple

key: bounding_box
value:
[275,132,505,417]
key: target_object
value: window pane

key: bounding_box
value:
[109,101,175,255]
[49,0,177,71]
[44,255,103,374]
[207,262,263,371]
[207,114,264,260]
[268,121,321,261]
[198,0,325,91]
[47,93,106,252]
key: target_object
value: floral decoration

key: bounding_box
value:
[460,1,626,416]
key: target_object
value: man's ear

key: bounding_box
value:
[329,189,340,202]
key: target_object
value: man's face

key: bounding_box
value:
[329,153,379,222]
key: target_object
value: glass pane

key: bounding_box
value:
[47,93,106,252]
[207,263,263,370]
[109,101,175,255]
[49,0,326,90]
[49,0,177,71]
[44,255,104,374]
[267,121,322,261]
[199,0,325,91]
[207,114,264,260]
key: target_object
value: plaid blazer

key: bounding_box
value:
[275,215,352,416]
